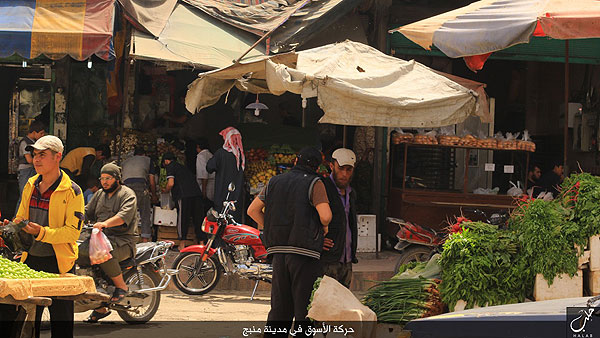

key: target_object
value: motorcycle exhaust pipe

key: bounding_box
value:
[129,269,177,294]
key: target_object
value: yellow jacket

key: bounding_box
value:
[17,171,85,274]
[60,147,95,174]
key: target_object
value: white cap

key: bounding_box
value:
[25,135,64,154]
[331,148,356,167]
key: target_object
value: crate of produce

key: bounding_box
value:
[533,270,582,301]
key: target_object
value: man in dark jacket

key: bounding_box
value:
[247,147,332,337]
[322,148,358,288]
[162,152,206,251]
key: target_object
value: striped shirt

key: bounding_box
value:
[28,173,62,256]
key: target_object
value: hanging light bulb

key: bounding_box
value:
[302,97,307,109]
[245,94,268,116]
[87,58,92,69]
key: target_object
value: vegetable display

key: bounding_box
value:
[510,198,581,283]
[362,256,444,325]
[0,257,59,279]
[439,222,530,310]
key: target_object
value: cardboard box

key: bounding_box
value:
[589,270,600,296]
[357,214,376,237]
[357,235,376,253]
[590,235,600,271]
[153,206,177,226]
[533,270,582,301]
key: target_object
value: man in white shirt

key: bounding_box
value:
[195,138,215,212]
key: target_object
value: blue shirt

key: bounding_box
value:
[329,174,352,263]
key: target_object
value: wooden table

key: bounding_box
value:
[0,292,109,338]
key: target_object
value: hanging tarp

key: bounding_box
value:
[0,0,116,61]
[183,0,361,53]
[130,2,264,68]
[186,41,487,128]
[389,0,600,71]
[118,0,177,37]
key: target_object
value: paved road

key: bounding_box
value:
[42,291,272,338]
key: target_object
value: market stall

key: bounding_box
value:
[388,131,536,230]
[0,256,102,338]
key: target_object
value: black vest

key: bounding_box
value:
[321,177,358,264]
[264,166,324,259]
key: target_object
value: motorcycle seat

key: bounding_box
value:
[135,243,155,263]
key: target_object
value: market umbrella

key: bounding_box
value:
[390,0,600,164]
[185,40,489,128]
[390,0,600,71]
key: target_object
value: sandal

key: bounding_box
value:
[110,287,128,303]
[83,309,112,323]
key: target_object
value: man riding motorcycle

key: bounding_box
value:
[77,163,138,323]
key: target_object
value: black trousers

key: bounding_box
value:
[0,255,74,338]
[178,196,206,243]
[266,253,323,337]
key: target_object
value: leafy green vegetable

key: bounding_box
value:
[439,222,530,310]
[510,199,580,284]
[307,277,322,312]
[363,257,444,325]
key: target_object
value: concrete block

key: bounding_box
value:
[533,270,583,301]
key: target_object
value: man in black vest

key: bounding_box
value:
[247,147,332,336]
[321,148,358,288]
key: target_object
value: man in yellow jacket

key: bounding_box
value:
[60,144,110,187]
[3,135,84,338]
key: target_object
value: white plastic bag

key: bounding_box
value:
[507,181,523,197]
[89,228,113,265]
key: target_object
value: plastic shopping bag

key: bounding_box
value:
[89,228,113,265]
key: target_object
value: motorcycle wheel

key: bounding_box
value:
[394,246,433,274]
[172,252,221,295]
[117,267,161,324]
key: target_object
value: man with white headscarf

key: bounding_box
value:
[207,127,245,220]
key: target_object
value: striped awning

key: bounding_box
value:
[0,0,115,61]
[390,0,600,71]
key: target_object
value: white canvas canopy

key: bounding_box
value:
[185,40,488,128]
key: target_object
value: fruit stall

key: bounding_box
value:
[0,256,105,338]
[387,130,535,231]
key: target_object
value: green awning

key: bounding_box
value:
[390,34,600,65]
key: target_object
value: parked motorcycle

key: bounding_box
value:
[388,209,509,273]
[171,183,272,299]
[75,226,177,323]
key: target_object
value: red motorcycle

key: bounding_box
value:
[387,217,445,273]
[171,184,271,299]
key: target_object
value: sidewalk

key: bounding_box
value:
[164,250,400,293]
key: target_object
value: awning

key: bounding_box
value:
[183,0,362,54]
[130,2,264,69]
[118,0,177,37]
[389,0,600,71]
[186,41,487,128]
[0,0,115,61]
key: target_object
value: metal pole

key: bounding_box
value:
[233,0,312,65]
[564,40,569,168]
